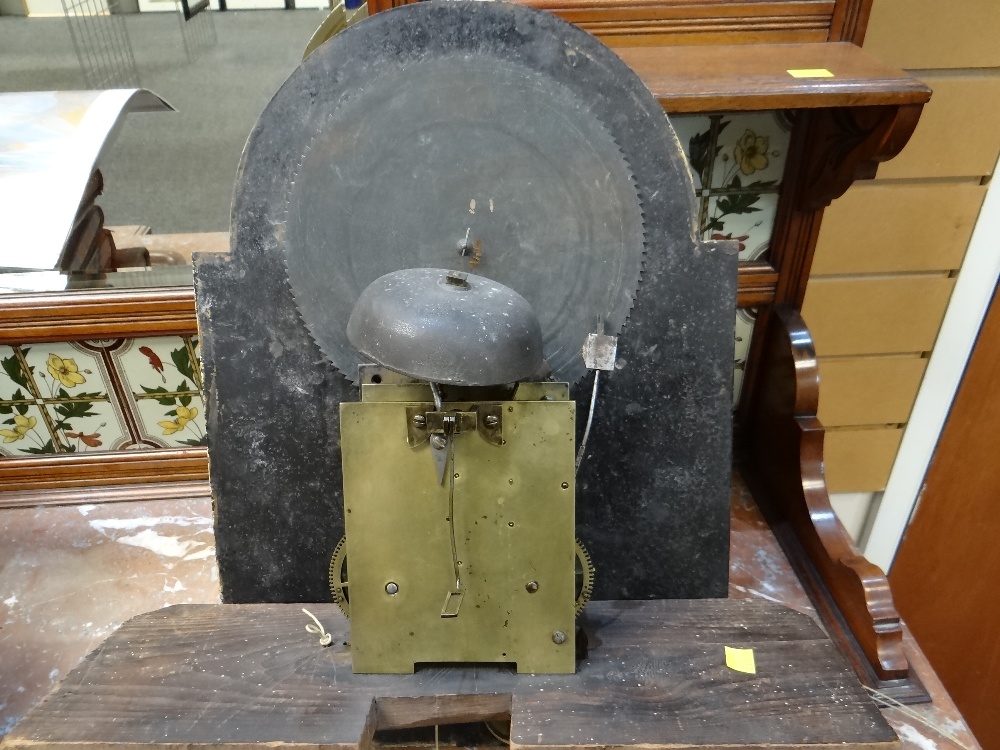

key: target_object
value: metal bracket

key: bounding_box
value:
[405,404,503,447]
[581,333,618,371]
[476,403,503,446]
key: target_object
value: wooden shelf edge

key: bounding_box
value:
[0,286,198,344]
[0,479,212,510]
[0,448,209,499]
[739,305,930,703]
[613,42,930,114]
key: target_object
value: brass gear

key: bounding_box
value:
[575,538,595,616]
[328,535,350,617]
[328,535,595,618]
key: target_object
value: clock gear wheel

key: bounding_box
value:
[574,538,596,616]
[277,3,647,387]
[329,535,350,618]
[328,536,595,618]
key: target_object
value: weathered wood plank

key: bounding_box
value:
[4,600,897,750]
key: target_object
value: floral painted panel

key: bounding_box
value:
[0,336,204,457]
[705,192,780,261]
[707,113,791,191]
[672,111,793,262]
[112,337,206,449]
[0,343,129,456]
[0,404,48,455]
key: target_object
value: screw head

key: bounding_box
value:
[552,630,567,644]
[484,414,499,428]
[525,580,539,593]
[412,414,426,427]
[385,582,399,595]
[431,434,447,449]
[561,482,569,489]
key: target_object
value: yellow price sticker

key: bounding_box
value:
[725,646,757,674]
[787,68,835,78]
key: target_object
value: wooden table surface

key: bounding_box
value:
[728,479,979,750]
[0,477,979,749]
[3,599,900,750]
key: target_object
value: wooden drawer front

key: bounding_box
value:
[802,276,955,356]
[813,183,985,275]
[877,75,1000,180]
[825,427,903,493]
[864,0,1000,70]
[817,356,927,427]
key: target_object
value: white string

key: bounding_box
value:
[302,608,333,647]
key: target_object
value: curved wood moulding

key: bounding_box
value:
[797,104,924,211]
[742,305,928,703]
[0,286,197,345]
[0,449,209,508]
[827,0,872,44]
[368,0,864,45]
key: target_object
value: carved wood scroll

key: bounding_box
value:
[796,104,924,212]
[742,306,928,703]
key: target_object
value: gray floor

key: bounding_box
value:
[0,10,327,232]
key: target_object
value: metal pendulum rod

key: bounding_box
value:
[441,425,464,618]
[448,436,461,591]
[428,380,464,617]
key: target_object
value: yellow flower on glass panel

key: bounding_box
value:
[47,354,86,388]
[177,405,198,423]
[734,129,769,176]
[0,414,37,443]
[158,405,199,436]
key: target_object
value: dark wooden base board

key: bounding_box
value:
[5,600,899,750]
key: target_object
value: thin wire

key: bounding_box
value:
[430,381,443,411]
[483,721,510,744]
[864,686,972,750]
[575,370,600,473]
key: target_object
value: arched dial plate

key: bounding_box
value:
[282,53,646,385]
